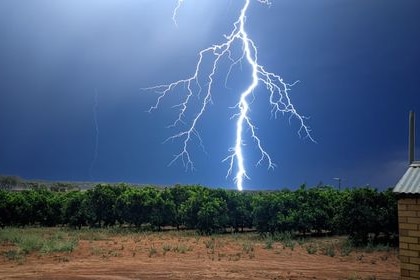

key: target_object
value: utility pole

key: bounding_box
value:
[333,177,342,190]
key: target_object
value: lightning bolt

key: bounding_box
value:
[172,0,184,26]
[89,88,99,180]
[145,0,314,191]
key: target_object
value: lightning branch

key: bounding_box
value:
[145,0,314,191]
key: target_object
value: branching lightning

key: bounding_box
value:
[145,0,314,191]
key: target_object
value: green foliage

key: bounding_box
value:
[86,184,120,227]
[336,188,398,245]
[0,184,398,245]
[181,187,229,234]
[0,190,11,227]
[63,191,89,229]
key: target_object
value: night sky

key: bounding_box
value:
[1,0,419,190]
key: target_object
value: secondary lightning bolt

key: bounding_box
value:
[145,0,314,191]
[172,0,184,26]
[89,88,99,180]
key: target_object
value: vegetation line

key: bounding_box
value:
[0,184,398,245]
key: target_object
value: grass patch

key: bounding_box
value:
[0,227,79,257]
[40,239,78,253]
[273,232,296,250]
[364,242,390,253]
[75,228,108,241]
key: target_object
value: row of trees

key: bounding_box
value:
[0,184,398,244]
[0,175,81,192]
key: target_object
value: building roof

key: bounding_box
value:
[394,162,420,194]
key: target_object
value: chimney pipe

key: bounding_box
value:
[409,111,415,164]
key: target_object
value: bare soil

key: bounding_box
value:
[0,232,399,280]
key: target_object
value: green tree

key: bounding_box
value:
[8,191,32,226]
[169,185,194,229]
[336,187,396,245]
[252,192,277,234]
[118,188,145,227]
[0,175,20,190]
[225,191,253,232]
[0,190,11,227]
[180,186,229,234]
[86,184,119,227]
[63,191,89,229]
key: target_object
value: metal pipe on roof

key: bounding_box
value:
[409,111,416,164]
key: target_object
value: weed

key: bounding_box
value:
[0,228,18,243]
[263,237,274,249]
[341,240,353,256]
[242,241,254,254]
[204,238,216,250]
[380,255,388,261]
[194,235,201,243]
[228,252,241,261]
[173,243,190,254]
[297,238,305,246]
[148,246,158,257]
[346,273,359,280]
[109,250,121,257]
[273,232,295,250]
[324,243,335,257]
[364,242,390,253]
[305,244,317,254]
[76,229,107,241]
[40,239,78,253]
[19,235,44,254]
[91,246,104,256]
[3,249,24,262]
[283,239,295,250]
[55,255,70,262]
[273,231,293,242]
[133,235,142,243]
[365,241,375,253]
[162,244,172,255]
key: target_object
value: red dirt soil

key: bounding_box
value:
[0,234,399,280]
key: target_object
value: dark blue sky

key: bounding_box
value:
[0,0,419,190]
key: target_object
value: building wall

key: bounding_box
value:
[398,197,420,280]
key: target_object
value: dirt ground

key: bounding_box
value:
[0,232,399,280]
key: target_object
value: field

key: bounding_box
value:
[0,228,399,280]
